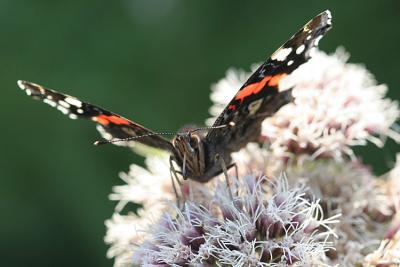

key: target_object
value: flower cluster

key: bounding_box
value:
[105,48,399,266]
[131,175,339,266]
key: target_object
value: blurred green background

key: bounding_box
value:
[1,1,399,266]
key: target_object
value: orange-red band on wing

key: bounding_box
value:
[94,115,131,125]
[234,73,287,103]
[268,73,287,86]
[235,76,271,103]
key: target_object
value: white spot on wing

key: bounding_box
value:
[325,10,332,25]
[271,47,292,61]
[77,108,84,114]
[57,105,69,114]
[68,114,78,120]
[47,95,53,100]
[303,25,311,33]
[287,60,294,66]
[58,100,70,108]
[64,97,82,107]
[43,99,57,107]
[17,80,26,89]
[296,44,305,55]
[326,10,332,19]
[306,35,311,40]
[25,89,32,96]
[96,125,112,139]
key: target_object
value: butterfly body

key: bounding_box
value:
[18,11,332,183]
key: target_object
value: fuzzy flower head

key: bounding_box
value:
[109,153,174,213]
[208,48,399,161]
[282,158,393,265]
[231,144,396,266]
[104,151,213,266]
[131,175,339,266]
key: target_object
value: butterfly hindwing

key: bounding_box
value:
[17,80,174,151]
[206,10,332,150]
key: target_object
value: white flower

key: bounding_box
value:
[132,175,339,266]
[109,153,173,213]
[105,152,212,266]
[364,231,400,267]
[104,154,173,266]
[105,142,396,266]
[208,48,399,160]
[233,144,394,266]
[104,213,142,267]
[387,154,400,212]
[281,158,392,266]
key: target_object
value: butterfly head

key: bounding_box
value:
[174,131,200,151]
[172,129,206,179]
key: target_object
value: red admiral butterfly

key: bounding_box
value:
[18,11,332,183]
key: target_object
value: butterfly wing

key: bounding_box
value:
[206,10,332,151]
[17,80,174,151]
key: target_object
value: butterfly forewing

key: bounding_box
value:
[205,10,332,151]
[17,80,174,152]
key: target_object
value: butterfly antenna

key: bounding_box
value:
[189,121,236,134]
[94,132,176,146]
[94,122,236,145]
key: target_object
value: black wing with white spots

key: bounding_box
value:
[206,10,332,151]
[17,80,174,151]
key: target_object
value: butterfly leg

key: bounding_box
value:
[182,153,188,180]
[215,154,233,200]
[169,155,192,207]
[228,162,239,179]
[227,162,239,197]
[169,156,184,207]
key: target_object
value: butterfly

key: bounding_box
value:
[18,10,332,183]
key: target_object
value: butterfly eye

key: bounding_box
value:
[189,137,198,148]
